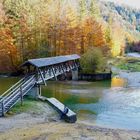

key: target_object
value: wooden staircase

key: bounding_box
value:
[0,75,36,116]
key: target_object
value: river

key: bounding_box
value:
[1,77,140,130]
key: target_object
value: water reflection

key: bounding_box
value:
[0,77,20,94]
[111,77,127,87]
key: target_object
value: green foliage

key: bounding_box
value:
[10,98,41,114]
[115,57,140,72]
[79,0,87,21]
[89,0,100,19]
[101,1,140,34]
[80,47,106,73]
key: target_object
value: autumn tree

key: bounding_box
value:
[89,0,100,19]
[0,2,18,71]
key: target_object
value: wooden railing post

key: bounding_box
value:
[38,84,41,96]
[61,64,67,77]
[1,100,4,116]
[67,63,72,71]
[49,68,51,76]
[52,66,57,81]
[38,69,47,86]
[20,86,23,106]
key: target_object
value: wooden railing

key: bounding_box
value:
[0,75,36,116]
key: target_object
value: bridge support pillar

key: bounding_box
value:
[27,84,41,99]
[72,69,78,81]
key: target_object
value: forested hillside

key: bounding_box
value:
[0,0,140,72]
[100,1,140,39]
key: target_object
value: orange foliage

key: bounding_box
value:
[0,0,133,72]
[0,3,18,71]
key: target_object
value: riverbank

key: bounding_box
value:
[111,55,140,87]
[119,71,140,87]
[0,99,61,131]
[111,66,140,87]
[1,98,140,140]
[1,120,140,140]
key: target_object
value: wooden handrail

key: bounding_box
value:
[3,76,35,104]
[0,75,35,103]
[5,79,35,106]
[0,77,25,98]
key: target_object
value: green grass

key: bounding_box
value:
[8,97,42,115]
[114,57,140,72]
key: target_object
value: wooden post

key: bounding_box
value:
[39,84,41,96]
[64,63,68,71]
[73,60,78,70]
[67,63,72,71]
[52,66,57,81]
[20,86,23,106]
[61,64,67,77]
[39,69,47,86]
[59,65,61,73]
[36,84,41,97]
[1,100,4,117]
[49,68,52,76]
[43,69,46,78]
[35,68,39,83]
[54,66,57,73]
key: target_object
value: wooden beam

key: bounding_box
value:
[67,62,72,71]
[38,69,47,86]
[37,84,41,96]
[1,100,4,116]
[43,69,46,78]
[20,86,23,106]
[58,65,61,73]
[73,60,78,70]
[49,68,52,76]
[51,66,57,81]
[61,64,67,76]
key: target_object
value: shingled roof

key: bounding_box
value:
[21,54,80,68]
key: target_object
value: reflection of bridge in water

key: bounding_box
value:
[0,54,80,123]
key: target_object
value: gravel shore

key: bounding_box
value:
[119,71,140,87]
[1,121,140,140]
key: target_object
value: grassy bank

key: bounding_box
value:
[113,57,140,72]
[7,98,45,116]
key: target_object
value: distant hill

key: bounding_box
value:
[98,1,140,40]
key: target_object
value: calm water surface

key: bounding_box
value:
[1,77,140,130]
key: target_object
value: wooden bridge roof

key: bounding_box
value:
[22,54,80,68]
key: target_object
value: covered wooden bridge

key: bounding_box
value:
[0,54,80,122]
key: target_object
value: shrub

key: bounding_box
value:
[80,47,106,73]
